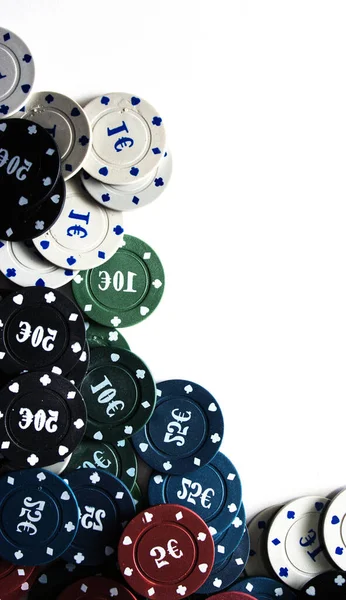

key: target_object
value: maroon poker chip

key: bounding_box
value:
[118,503,215,599]
[57,577,137,599]
[0,559,37,596]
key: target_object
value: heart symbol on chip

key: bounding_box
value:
[94,431,103,440]
[163,461,172,471]
[111,353,120,362]
[61,491,70,501]
[124,567,133,576]
[13,294,23,305]
[198,563,208,573]
[18,196,28,206]
[21,582,29,591]
[144,512,153,523]
[0,123,7,132]
[9,382,19,393]
[208,402,217,412]
[105,546,114,556]
[38,574,48,584]
[14,550,23,560]
[123,536,132,546]
[139,443,148,452]
[305,586,316,596]
[126,468,135,477]
[58,445,69,456]
[140,306,149,316]
[51,194,60,204]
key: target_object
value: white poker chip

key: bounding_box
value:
[81,149,172,211]
[17,91,91,180]
[322,488,346,570]
[267,496,331,590]
[33,177,124,270]
[0,27,35,117]
[246,504,282,577]
[83,92,166,185]
[0,240,79,288]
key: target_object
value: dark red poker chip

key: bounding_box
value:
[57,577,137,599]
[0,559,37,595]
[118,503,214,599]
[207,594,257,600]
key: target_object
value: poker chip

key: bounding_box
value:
[66,342,90,388]
[118,503,214,599]
[322,488,346,570]
[195,528,250,595]
[33,177,124,270]
[0,28,35,117]
[83,92,166,185]
[85,320,130,350]
[58,577,138,600]
[148,451,242,537]
[66,437,138,491]
[132,379,224,474]
[18,91,91,179]
[0,559,37,597]
[267,496,331,590]
[0,371,87,468]
[246,504,282,577]
[62,468,135,565]
[299,571,346,598]
[72,234,165,328]
[131,481,145,513]
[0,286,86,376]
[229,576,298,599]
[27,561,101,600]
[44,453,72,475]
[0,119,60,213]
[0,468,79,565]
[81,347,156,442]
[214,503,247,564]
[81,149,172,211]
[0,240,79,288]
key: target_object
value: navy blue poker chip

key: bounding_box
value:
[195,528,250,595]
[0,468,79,565]
[62,468,135,566]
[148,451,242,537]
[132,379,224,474]
[298,571,346,598]
[229,576,298,599]
[213,503,246,565]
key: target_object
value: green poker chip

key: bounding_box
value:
[72,234,165,328]
[66,438,138,491]
[131,482,145,513]
[85,320,130,350]
[82,347,157,443]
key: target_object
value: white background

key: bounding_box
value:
[2,0,346,520]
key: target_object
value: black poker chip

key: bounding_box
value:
[298,571,346,598]
[0,175,66,242]
[0,286,86,375]
[0,370,87,468]
[0,118,61,221]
